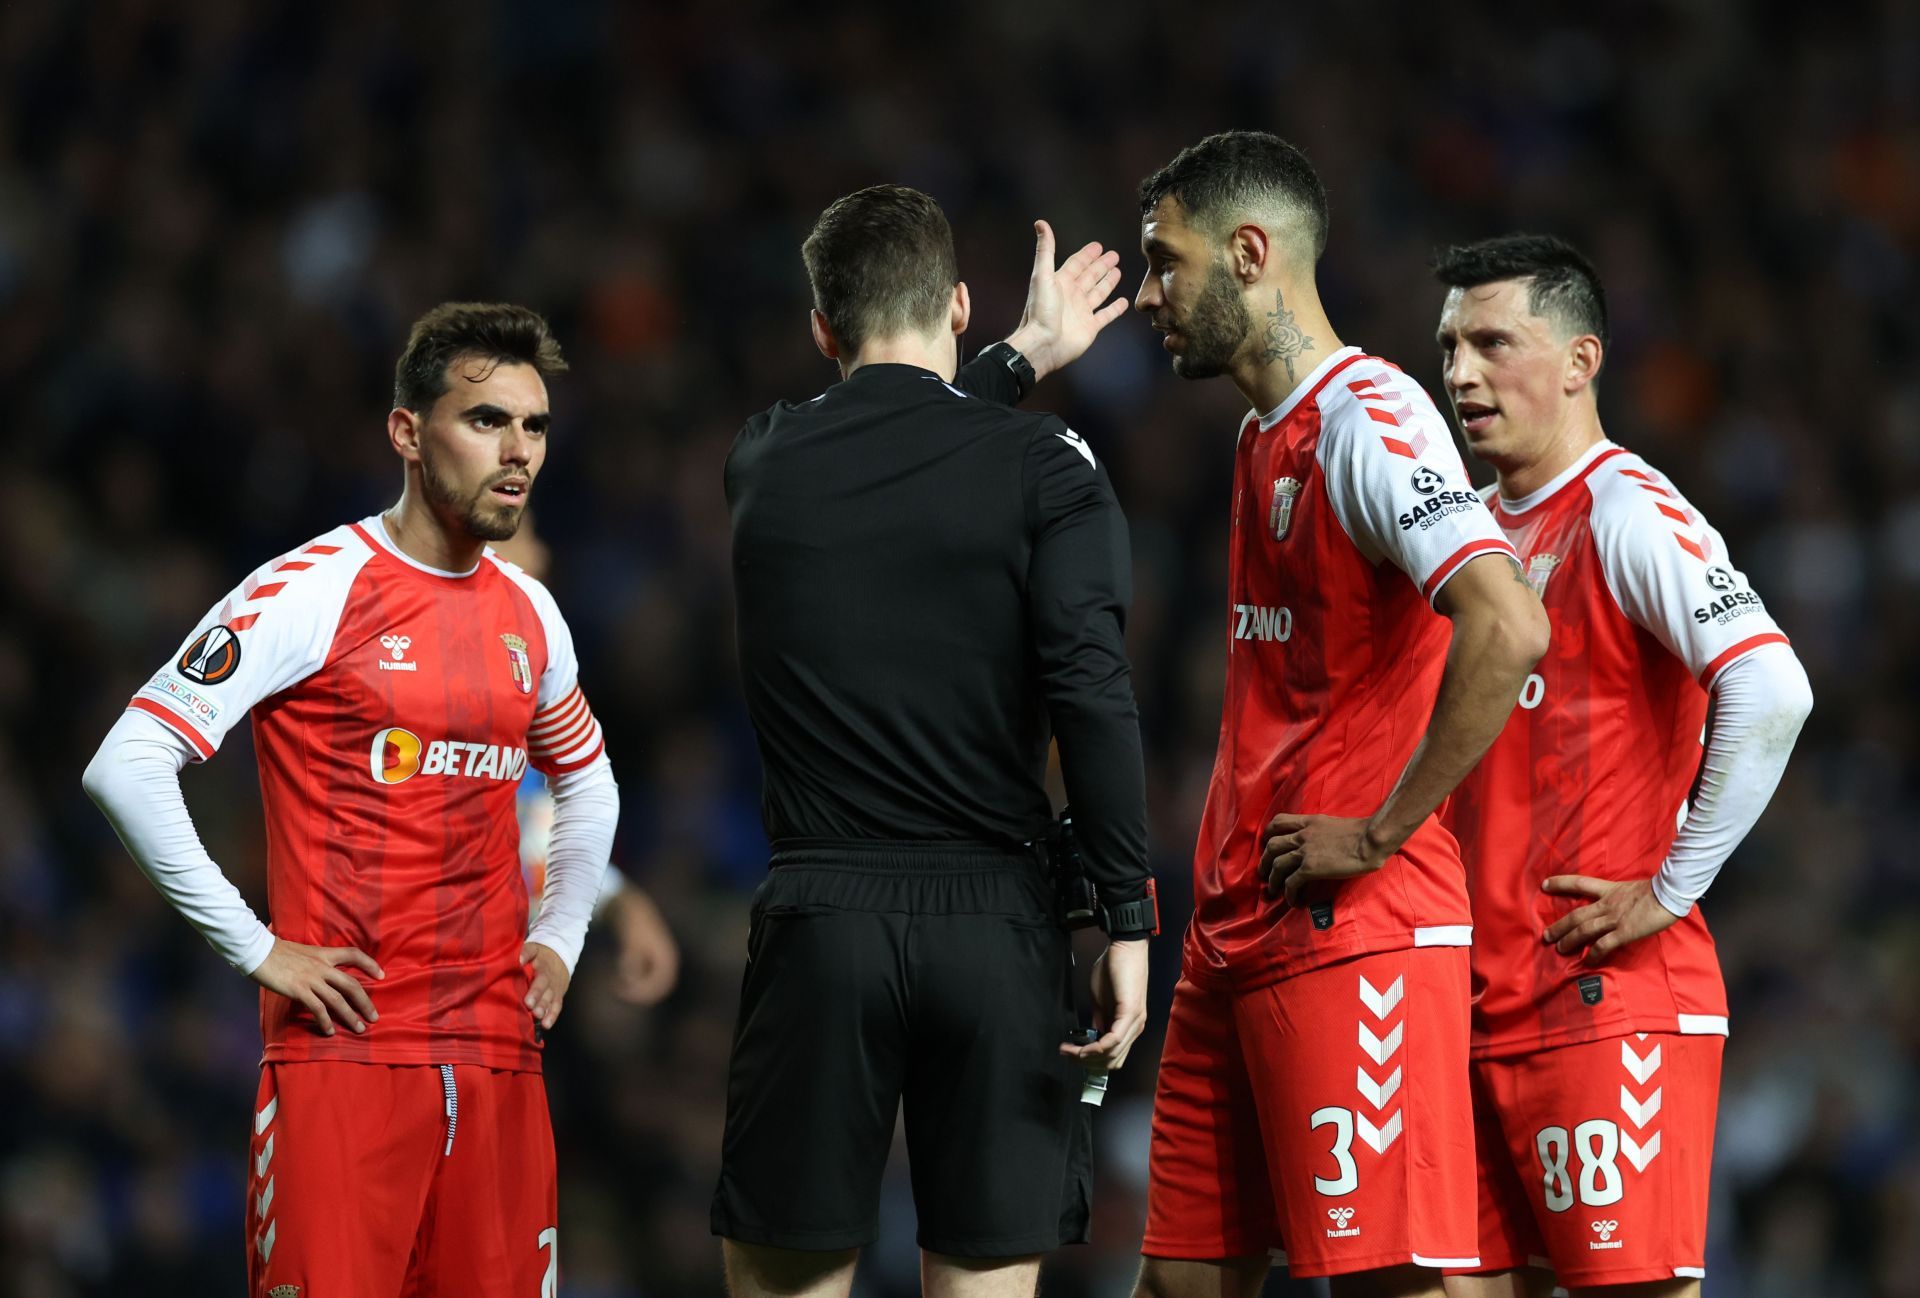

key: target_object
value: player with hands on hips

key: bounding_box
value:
[1432,234,1811,1296]
[82,303,618,1298]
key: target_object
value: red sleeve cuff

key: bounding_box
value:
[1698,632,1791,688]
[128,698,215,760]
[1422,538,1519,605]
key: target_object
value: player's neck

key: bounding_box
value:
[1233,282,1341,417]
[1494,410,1608,501]
[843,333,959,384]
[383,486,486,574]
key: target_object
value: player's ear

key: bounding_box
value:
[1566,334,1603,396]
[388,406,424,463]
[810,309,840,362]
[950,281,971,337]
[1231,223,1271,285]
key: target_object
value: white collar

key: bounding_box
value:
[1257,346,1364,430]
[364,514,484,578]
[1495,440,1619,515]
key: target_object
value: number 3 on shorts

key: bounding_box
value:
[1311,1106,1359,1196]
[539,1226,559,1297]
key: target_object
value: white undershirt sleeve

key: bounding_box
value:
[593,864,631,917]
[524,755,619,974]
[81,709,277,974]
[1651,643,1813,916]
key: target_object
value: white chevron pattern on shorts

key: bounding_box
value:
[256,1219,276,1264]
[1359,974,1405,1019]
[1621,1040,1662,1086]
[1621,1130,1662,1172]
[1356,1109,1403,1153]
[1358,1021,1404,1066]
[1620,1085,1663,1129]
[255,1095,278,1135]
[254,1133,274,1179]
[254,1176,274,1219]
[1356,1065,1403,1109]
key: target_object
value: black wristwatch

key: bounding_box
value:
[978,341,1036,403]
[1101,881,1160,940]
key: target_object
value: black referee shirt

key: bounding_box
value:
[726,353,1149,911]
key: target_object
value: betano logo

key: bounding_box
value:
[368,727,528,785]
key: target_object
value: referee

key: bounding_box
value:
[713,186,1156,1298]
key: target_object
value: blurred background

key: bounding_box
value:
[3,0,1915,1294]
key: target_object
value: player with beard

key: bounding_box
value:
[83,303,617,1297]
[1128,132,1549,1297]
[1432,235,1812,1297]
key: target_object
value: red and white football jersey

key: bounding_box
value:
[1444,441,1788,1057]
[1186,347,1516,990]
[129,517,606,1071]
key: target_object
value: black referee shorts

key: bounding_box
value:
[710,841,1094,1257]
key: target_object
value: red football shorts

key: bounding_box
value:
[1452,1032,1722,1287]
[1143,947,1477,1278]
[245,1061,559,1298]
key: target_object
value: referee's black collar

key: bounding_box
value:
[843,362,950,385]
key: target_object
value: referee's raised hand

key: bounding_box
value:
[1005,219,1129,380]
[1060,939,1149,1071]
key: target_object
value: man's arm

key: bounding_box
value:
[511,576,618,1029]
[956,220,1126,403]
[521,756,618,1029]
[1543,644,1811,959]
[1543,476,1810,958]
[1261,553,1549,901]
[83,710,384,1035]
[1023,424,1153,1070]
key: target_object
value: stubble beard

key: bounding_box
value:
[421,451,524,543]
[1171,260,1255,381]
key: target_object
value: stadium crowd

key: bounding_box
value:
[2,1,1914,1293]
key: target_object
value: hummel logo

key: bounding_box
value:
[1592,1219,1619,1241]
[378,633,418,672]
[1055,428,1096,468]
[1328,1207,1355,1226]
[1325,1205,1359,1238]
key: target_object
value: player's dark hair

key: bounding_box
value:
[394,302,569,413]
[1139,131,1330,261]
[802,185,958,355]
[1432,234,1610,352]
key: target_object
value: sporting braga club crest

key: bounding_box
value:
[1270,477,1303,540]
[1525,553,1562,598]
[501,634,533,694]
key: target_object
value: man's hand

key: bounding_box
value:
[1002,220,1128,380]
[609,887,680,1006]
[1259,813,1392,904]
[1541,876,1682,962]
[1059,938,1148,1071]
[250,939,384,1037]
[521,941,571,1030]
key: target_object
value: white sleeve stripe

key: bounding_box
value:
[540,724,605,769]
[531,710,599,757]
[544,734,606,773]
[532,683,583,718]
[529,689,587,735]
